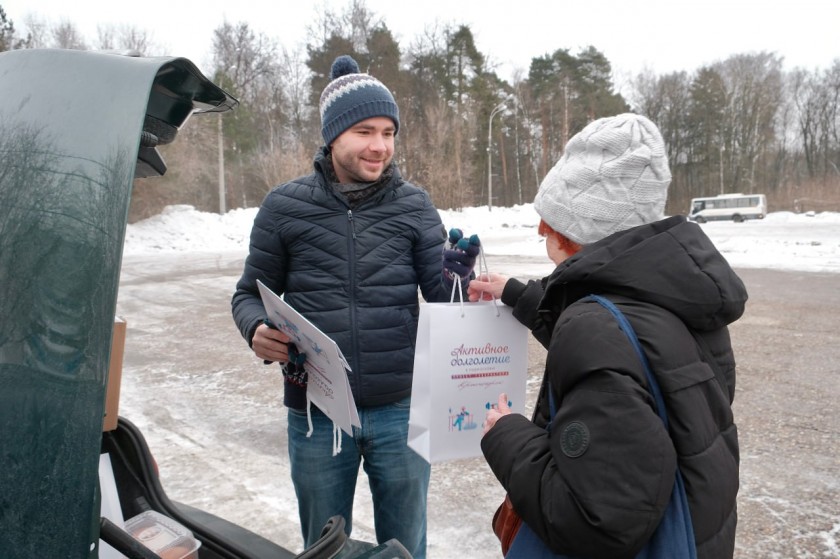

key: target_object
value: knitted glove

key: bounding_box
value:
[442,228,481,286]
[283,343,308,388]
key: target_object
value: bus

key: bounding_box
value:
[688,193,767,223]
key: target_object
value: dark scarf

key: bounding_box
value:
[323,153,395,209]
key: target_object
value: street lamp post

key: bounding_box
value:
[487,99,509,212]
[218,112,226,214]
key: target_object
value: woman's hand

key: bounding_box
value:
[468,273,510,302]
[484,392,512,435]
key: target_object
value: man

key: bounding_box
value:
[231,55,474,558]
[471,114,745,558]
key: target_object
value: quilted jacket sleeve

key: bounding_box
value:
[501,277,553,347]
[231,192,289,346]
[414,194,450,303]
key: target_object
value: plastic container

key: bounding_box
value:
[124,510,201,559]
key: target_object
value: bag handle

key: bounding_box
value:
[479,244,502,316]
[449,274,464,305]
[450,242,502,317]
[513,296,697,559]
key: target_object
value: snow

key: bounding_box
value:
[124,204,840,275]
[117,203,840,557]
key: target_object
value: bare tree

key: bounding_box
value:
[344,0,381,55]
[95,23,156,55]
[826,61,840,178]
[790,68,824,178]
[276,46,315,140]
[716,53,784,192]
[51,19,87,50]
[630,70,693,210]
[212,20,277,103]
[241,46,314,201]
[20,14,48,49]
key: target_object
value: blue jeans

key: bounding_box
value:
[287,398,430,559]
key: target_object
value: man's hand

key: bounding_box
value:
[442,228,481,284]
[252,322,292,364]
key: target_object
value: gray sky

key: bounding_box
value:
[4,0,838,83]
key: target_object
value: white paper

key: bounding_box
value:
[257,280,360,435]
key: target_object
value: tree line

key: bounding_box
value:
[2,2,838,222]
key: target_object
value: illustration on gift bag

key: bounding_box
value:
[408,300,528,463]
[449,406,477,431]
[447,398,513,432]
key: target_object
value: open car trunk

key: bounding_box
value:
[101,418,412,559]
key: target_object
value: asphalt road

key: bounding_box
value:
[115,253,840,558]
[725,268,840,558]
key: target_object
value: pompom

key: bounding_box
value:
[330,55,360,80]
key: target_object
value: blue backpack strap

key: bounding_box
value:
[585,294,697,559]
[585,294,669,428]
[548,384,557,425]
[512,295,697,559]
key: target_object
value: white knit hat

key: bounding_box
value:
[534,113,671,245]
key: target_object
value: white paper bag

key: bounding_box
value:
[408,301,529,463]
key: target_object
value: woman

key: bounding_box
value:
[469,114,746,559]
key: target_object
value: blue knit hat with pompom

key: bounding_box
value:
[319,55,400,146]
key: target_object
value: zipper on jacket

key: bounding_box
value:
[346,210,361,399]
[347,209,357,239]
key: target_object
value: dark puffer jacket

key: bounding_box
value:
[231,149,452,407]
[481,215,747,559]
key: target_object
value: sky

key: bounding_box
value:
[5,0,839,84]
[123,203,840,275]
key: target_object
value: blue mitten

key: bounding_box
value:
[442,228,481,285]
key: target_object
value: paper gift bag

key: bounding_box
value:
[408,301,529,463]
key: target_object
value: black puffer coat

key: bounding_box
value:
[232,149,452,407]
[481,215,747,559]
